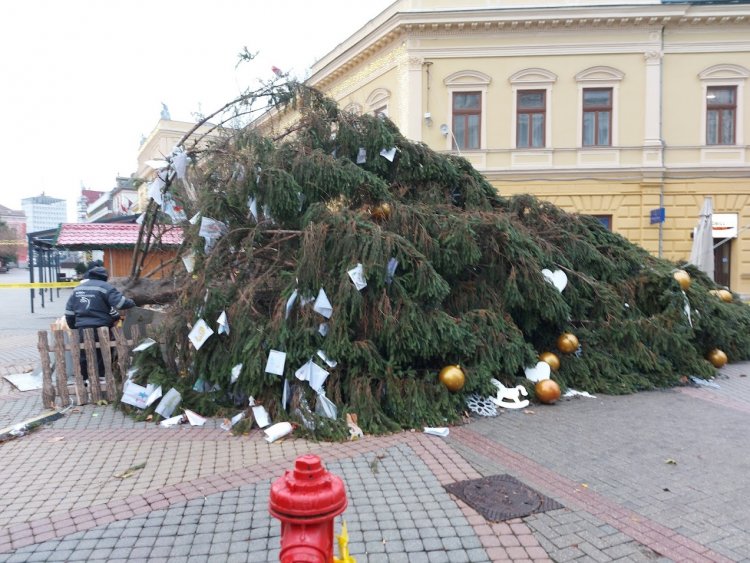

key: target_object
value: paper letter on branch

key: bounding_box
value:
[231,363,242,384]
[188,319,214,350]
[217,311,230,335]
[295,360,329,393]
[132,338,156,352]
[185,409,207,426]
[265,350,286,376]
[252,405,271,428]
[348,263,367,291]
[285,289,298,320]
[155,388,181,418]
[313,288,333,319]
[380,147,397,162]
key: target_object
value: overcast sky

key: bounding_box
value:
[0,0,394,220]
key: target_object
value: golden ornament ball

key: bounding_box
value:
[370,202,392,222]
[707,349,728,369]
[535,379,561,404]
[718,289,733,303]
[539,352,561,372]
[556,332,579,354]
[438,365,465,393]
[673,270,691,291]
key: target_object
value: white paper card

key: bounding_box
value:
[217,311,230,335]
[295,360,329,392]
[424,427,449,437]
[182,253,195,273]
[386,257,398,284]
[171,147,189,179]
[231,363,242,384]
[155,388,181,418]
[316,350,337,368]
[318,323,329,337]
[146,385,162,407]
[248,196,258,222]
[264,422,293,443]
[380,147,397,162]
[132,338,156,352]
[315,391,337,419]
[282,378,290,410]
[121,380,155,409]
[160,414,184,427]
[199,217,228,239]
[188,319,214,350]
[265,350,287,376]
[185,409,207,426]
[313,288,333,319]
[252,405,271,428]
[347,263,367,291]
[189,212,201,225]
[356,147,366,164]
[221,412,245,431]
[285,289,298,320]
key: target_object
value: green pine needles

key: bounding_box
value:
[131,85,750,440]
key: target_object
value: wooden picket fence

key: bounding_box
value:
[37,325,146,408]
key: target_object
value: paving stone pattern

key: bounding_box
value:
[0,444,492,563]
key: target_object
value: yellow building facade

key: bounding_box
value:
[307,0,750,295]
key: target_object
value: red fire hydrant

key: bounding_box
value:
[269,454,348,563]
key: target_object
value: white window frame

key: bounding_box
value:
[508,68,557,149]
[699,64,748,147]
[574,66,624,148]
[366,88,391,117]
[443,70,491,152]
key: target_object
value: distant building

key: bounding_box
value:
[77,189,105,222]
[136,117,219,211]
[21,194,67,234]
[0,203,27,266]
[303,0,750,294]
[84,177,139,222]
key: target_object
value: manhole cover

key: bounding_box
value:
[445,474,563,522]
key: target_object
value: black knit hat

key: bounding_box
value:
[87,266,109,281]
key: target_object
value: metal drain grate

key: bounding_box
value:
[445,474,563,522]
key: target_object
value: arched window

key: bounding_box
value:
[509,68,557,149]
[444,70,491,151]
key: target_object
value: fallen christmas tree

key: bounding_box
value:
[130,83,750,440]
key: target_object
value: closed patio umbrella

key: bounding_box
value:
[689,196,714,282]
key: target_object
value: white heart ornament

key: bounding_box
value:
[524,361,551,383]
[542,269,567,293]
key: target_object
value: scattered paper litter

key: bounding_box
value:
[689,376,720,389]
[264,422,293,443]
[220,412,245,431]
[132,338,156,352]
[155,388,181,418]
[160,414,185,427]
[252,405,271,428]
[184,409,207,426]
[563,389,597,399]
[424,427,450,437]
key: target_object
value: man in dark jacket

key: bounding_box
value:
[65,266,136,380]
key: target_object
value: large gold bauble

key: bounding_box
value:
[438,365,465,393]
[370,202,392,222]
[718,289,733,303]
[707,349,728,369]
[538,352,561,372]
[556,333,579,354]
[535,379,561,404]
[673,270,691,291]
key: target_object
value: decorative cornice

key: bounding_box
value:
[309,3,750,91]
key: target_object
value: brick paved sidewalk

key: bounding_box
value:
[2,347,750,561]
